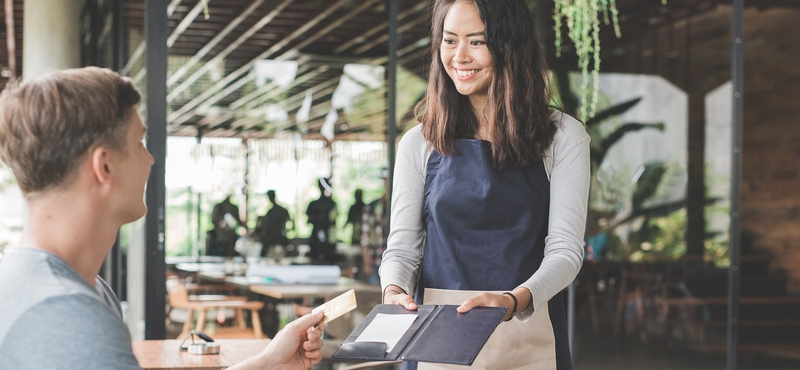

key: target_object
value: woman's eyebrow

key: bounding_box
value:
[443,29,485,37]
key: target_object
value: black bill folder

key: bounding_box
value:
[331,304,506,365]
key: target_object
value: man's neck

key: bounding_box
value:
[20,190,119,286]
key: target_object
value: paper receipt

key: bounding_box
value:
[314,289,357,328]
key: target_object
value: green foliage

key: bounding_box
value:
[553,70,688,262]
[553,0,621,120]
[628,209,687,261]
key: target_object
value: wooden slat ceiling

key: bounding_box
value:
[155,0,797,141]
[5,0,797,141]
[123,0,432,141]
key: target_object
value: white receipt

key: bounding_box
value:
[354,313,417,353]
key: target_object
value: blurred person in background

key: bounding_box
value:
[255,190,293,257]
[346,189,365,245]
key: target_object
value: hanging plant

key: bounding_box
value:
[553,0,621,120]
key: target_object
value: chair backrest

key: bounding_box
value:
[166,277,191,308]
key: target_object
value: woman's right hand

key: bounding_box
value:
[383,285,418,310]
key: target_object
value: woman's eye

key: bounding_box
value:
[442,38,455,45]
[471,40,485,46]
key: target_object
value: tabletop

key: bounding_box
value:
[196,272,380,300]
[133,339,271,370]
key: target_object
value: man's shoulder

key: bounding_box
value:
[0,294,137,369]
[0,249,116,343]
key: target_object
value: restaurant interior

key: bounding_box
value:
[1,0,800,369]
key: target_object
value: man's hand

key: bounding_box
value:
[251,310,325,370]
[383,285,417,310]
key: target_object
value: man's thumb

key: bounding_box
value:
[287,310,324,332]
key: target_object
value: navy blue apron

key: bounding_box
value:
[407,139,571,369]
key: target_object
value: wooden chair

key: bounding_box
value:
[166,277,265,339]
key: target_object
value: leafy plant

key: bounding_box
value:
[553,70,690,261]
[552,0,621,120]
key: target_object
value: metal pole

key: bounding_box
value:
[727,0,744,368]
[110,0,127,302]
[4,0,16,79]
[144,0,168,340]
[243,137,250,226]
[386,0,398,214]
[568,283,576,356]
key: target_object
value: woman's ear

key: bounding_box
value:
[90,146,113,185]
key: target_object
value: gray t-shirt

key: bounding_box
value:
[0,247,140,369]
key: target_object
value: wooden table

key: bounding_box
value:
[197,272,380,301]
[133,339,270,370]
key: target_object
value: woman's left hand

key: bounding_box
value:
[457,289,531,322]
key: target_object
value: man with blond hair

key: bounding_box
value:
[0,67,324,369]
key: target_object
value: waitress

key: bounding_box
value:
[379,0,590,369]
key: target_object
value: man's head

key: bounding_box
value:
[267,190,276,203]
[0,67,142,195]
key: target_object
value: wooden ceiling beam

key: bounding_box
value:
[168,0,377,126]
[229,20,427,127]
[122,0,182,75]
[166,0,278,89]
[333,1,427,54]
[228,39,428,135]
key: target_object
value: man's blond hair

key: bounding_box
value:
[0,67,141,194]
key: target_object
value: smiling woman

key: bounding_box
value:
[439,2,495,107]
[381,1,591,369]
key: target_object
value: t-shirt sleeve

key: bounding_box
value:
[0,294,141,370]
[517,114,590,320]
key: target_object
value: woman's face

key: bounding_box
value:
[440,1,494,101]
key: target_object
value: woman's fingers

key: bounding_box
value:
[457,293,515,321]
[385,289,418,310]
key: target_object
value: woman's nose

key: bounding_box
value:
[455,44,470,63]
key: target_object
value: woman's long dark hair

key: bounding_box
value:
[417,0,558,169]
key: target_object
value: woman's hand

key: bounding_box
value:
[457,288,532,322]
[247,310,325,370]
[383,284,417,310]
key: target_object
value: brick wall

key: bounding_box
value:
[738,7,800,292]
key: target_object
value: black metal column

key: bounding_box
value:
[727,0,744,368]
[110,0,128,301]
[386,0,399,214]
[144,0,168,340]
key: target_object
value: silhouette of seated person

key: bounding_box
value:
[255,190,294,257]
[207,195,245,257]
[305,178,338,263]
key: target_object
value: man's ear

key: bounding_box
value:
[90,146,114,185]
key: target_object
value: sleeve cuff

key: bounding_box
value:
[514,287,536,321]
